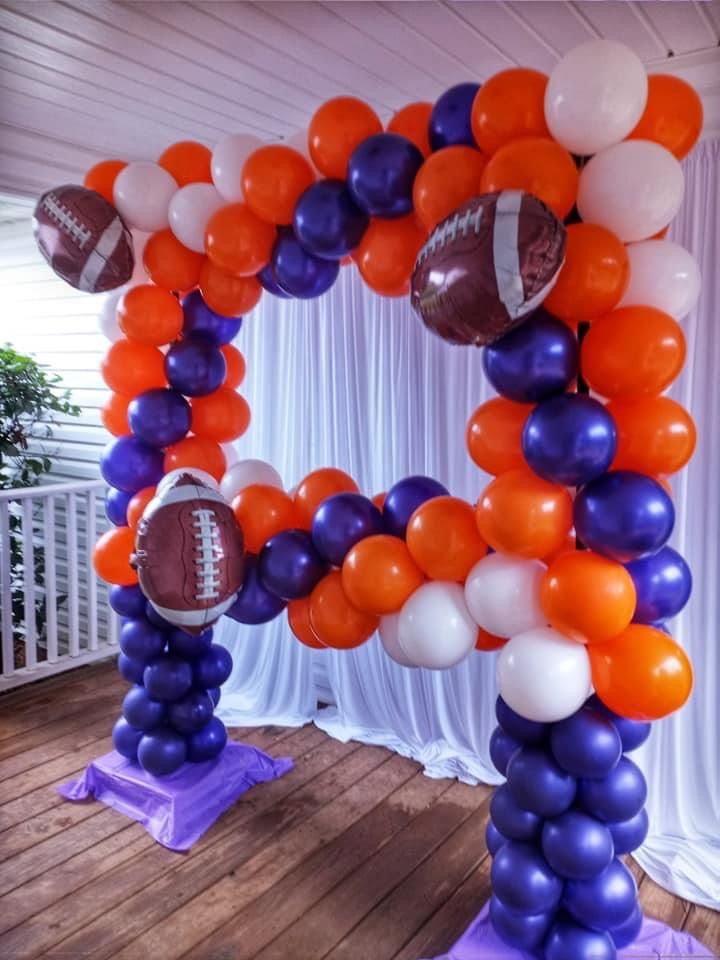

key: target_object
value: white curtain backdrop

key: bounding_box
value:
[216,138,719,908]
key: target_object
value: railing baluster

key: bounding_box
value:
[0,501,13,677]
[66,492,80,657]
[44,495,58,663]
[22,499,37,670]
[87,488,98,651]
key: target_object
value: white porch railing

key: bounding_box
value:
[0,479,119,691]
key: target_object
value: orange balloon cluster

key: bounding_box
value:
[406,496,486,581]
[117,285,183,346]
[143,229,204,292]
[342,535,424,616]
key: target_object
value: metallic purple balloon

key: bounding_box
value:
[491,840,563,915]
[542,810,615,880]
[429,83,481,149]
[495,696,548,745]
[587,695,652,752]
[168,689,215,735]
[117,653,145,685]
[311,493,384,566]
[105,487,132,526]
[181,290,242,345]
[626,546,692,623]
[191,643,233,689]
[489,896,553,952]
[563,857,638,932]
[137,727,187,776]
[165,338,226,397]
[550,706,623,779]
[490,784,543,841]
[167,627,213,659]
[489,726,522,777]
[112,717,143,761]
[271,229,339,299]
[607,808,649,855]
[226,555,287,625]
[258,529,327,600]
[610,903,643,949]
[186,716,227,762]
[486,820,506,857]
[293,179,369,259]
[348,133,424,218]
[383,475,449,539]
[143,655,194,702]
[507,746,577,818]
[119,618,167,662]
[100,436,164,494]
[545,916,616,960]
[122,685,167,732]
[110,585,147,619]
[578,756,647,823]
[128,388,191,448]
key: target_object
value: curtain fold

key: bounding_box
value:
[216,139,719,907]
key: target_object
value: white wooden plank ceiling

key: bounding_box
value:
[0,0,719,198]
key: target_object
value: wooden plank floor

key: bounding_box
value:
[0,661,718,960]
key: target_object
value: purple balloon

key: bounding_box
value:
[607,808,649,855]
[483,312,579,403]
[168,689,215,735]
[429,82,481,149]
[489,896,553,952]
[626,546,692,623]
[226,555,287,625]
[610,903,643,949]
[186,716,227,762]
[294,179,369,260]
[347,133,424,218]
[119,618,167,662]
[122,685,167,732]
[578,756,647,823]
[564,857,638,932]
[542,811,615,880]
[507,747,577,818]
[117,653,146,685]
[112,717,143,761]
[257,262,291,298]
[271,229,339,299]
[128,389,191,448]
[383,475,449,538]
[523,394,617,487]
[105,487,132,526]
[100,435,164,494]
[137,727,187,776]
[209,686,221,706]
[165,338,226,397]
[574,471,675,563]
[145,603,176,632]
[110,584,147,619]
[191,643,233,689]
[491,841,563,915]
[551,706,623,779]
[495,696,548,745]
[489,726,522,777]
[311,493,384,566]
[490,784,543,841]
[167,627,213,659]
[588,696,652,752]
[181,290,242,345]
[545,916,616,960]
[259,529,327,600]
[486,820,506,857]
[143,655,194,702]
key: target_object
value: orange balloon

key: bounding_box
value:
[93,527,137,586]
[543,224,629,323]
[372,492,386,511]
[355,216,428,297]
[387,102,433,157]
[100,393,131,437]
[480,137,578,221]
[309,97,383,179]
[127,486,156,531]
[310,571,378,649]
[199,259,262,317]
[476,468,573,560]
[158,140,212,186]
[117,285,183,346]
[84,160,127,205]
[205,203,276,277]
[476,628,508,652]
[589,625,693,721]
[466,398,532,476]
[100,341,166,396]
[627,74,703,161]
[164,436,226,482]
[293,468,359,529]
[232,484,299,554]
[471,68,550,155]
[652,226,670,241]
[242,145,314,225]
[143,229,204,292]
[541,551,637,644]
[342,535,424,615]
[221,345,246,389]
[581,307,686,400]
[191,387,251,443]
[608,396,697,476]
[406,496,487,581]
[287,597,326,649]
[413,147,487,232]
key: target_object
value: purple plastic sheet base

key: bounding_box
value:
[57,742,293,851]
[424,904,713,960]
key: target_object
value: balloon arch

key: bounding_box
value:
[34,38,703,960]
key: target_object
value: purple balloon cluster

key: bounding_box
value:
[487,696,651,960]
[109,584,232,777]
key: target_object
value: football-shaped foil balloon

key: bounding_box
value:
[410,190,566,346]
[134,473,246,634]
[33,184,134,292]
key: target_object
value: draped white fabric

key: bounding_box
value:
[216,138,719,907]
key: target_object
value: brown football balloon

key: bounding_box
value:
[134,473,246,634]
[410,190,566,347]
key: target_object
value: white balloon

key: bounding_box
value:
[618,239,701,320]
[113,161,177,232]
[97,288,125,341]
[211,133,262,202]
[157,467,220,495]
[168,183,224,253]
[222,444,240,468]
[379,614,417,668]
[398,582,477,670]
[545,40,647,156]
[497,627,592,723]
[464,553,547,638]
[219,459,283,502]
[577,140,684,243]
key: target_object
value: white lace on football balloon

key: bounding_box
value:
[42,193,93,249]
[192,508,222,601]
[416,203,485,264]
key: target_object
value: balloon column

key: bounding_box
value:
[33,34,702,955]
